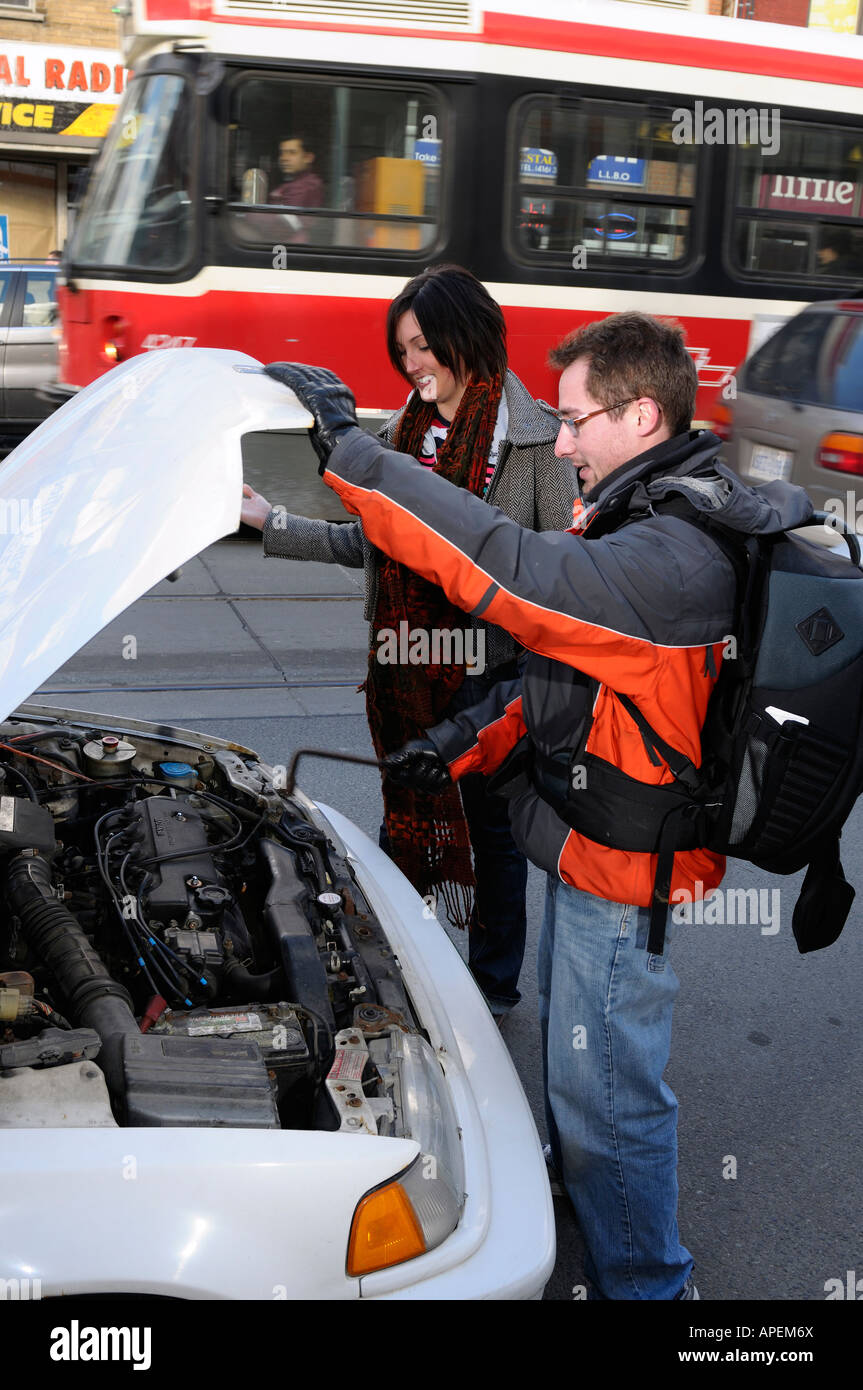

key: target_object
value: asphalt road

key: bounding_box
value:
[31,428,863,1306]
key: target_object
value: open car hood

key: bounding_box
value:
[0,348,312,722]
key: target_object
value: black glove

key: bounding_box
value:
[264,363,357,473]
[381,739,452,794]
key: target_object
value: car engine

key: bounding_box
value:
[0,714,422,1133]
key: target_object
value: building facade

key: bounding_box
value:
[0,0,126,257]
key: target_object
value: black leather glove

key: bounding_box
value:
[381,739,452,794]
[264,363,357,473]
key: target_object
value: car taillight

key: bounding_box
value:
[709,403,732,442]
[818,433,863,475]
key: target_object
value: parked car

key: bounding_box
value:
[0,348,554,1301]
[0,261,59,447]
[714,299,863,534]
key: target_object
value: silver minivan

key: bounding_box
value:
[720,300,863,531]
[0,261,59,445]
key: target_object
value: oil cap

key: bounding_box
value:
[316,892,342,918]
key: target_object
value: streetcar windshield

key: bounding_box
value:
[69,73,193,272]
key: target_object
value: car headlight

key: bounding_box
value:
[347,1033,465,1277]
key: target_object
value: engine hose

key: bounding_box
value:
[6,851,138,1101]
[219,956,285,1003]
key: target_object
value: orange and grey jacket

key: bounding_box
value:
[323,426,813,907]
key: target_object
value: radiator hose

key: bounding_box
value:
[6,850,138,1104]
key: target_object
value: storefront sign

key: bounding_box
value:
[759,173,859,217]
[520,148,558,181]
[809,0,859,34]
[587,155,646,187]
[0,44,127,99]
[413,138,441,167]
[0,99,117,138]
[0,42,127,141]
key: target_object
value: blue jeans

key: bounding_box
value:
[379,662,528,1014]
[538,876,693,1299]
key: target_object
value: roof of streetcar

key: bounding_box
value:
[122,0,863,104]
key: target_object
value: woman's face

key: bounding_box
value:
[394,310,467,420]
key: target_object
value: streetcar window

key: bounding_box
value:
[730,122,863,284]
[226,77,443,255]
[68,74,193,272]
[507,98,696,269]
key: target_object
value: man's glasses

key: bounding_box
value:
[538,397,639,437]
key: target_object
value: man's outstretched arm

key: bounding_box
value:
[264,363,735,704]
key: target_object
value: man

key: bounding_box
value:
[264,312,811,1299]
[270,134,324,244]
[816,227,862,283]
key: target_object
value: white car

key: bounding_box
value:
[0,349,554,1301]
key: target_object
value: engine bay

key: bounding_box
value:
[0,712,421,1134]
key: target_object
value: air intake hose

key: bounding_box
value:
[6,851,138,1101]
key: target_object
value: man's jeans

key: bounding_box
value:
[538,876,693,1299]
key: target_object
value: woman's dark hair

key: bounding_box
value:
[386,263,507,384]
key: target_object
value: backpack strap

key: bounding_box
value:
[791,833,856,953]
[645,494,762,668]
[615,693,701,795]
[616,495,760,954]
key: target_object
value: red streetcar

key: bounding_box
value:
[57,0,863,421]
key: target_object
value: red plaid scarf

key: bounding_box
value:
[366,373,503,926]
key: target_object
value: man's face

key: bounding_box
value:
[554,358,662,496]
[279,139,314,176]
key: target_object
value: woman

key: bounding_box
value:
[241,263,575,1018]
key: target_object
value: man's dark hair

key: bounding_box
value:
[821,226,851,257]
[386,264,507,384]
[548,312,697,437]
[281,133,315,156]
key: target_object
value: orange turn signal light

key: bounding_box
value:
[347,1180,426,1277]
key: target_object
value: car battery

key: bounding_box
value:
[150,1002,311,1092]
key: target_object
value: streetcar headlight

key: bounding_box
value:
[101,315,128,365]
